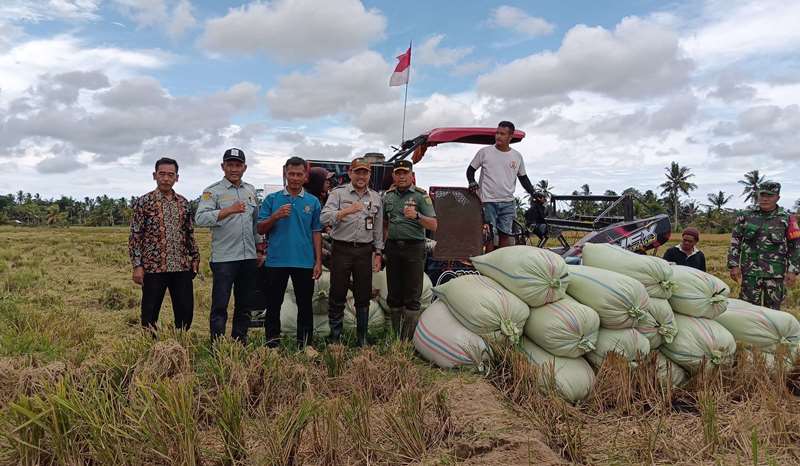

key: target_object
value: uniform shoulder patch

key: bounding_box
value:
[423,195,433,205]
[413,186,427,194]
[201,191,213,201]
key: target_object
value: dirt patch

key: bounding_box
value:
[444,378,565,465]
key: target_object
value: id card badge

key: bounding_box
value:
[365,216,374,230]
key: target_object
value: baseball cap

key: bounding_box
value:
[393,159,413,173]
[758,181,781,195]
[350,157,371,171]
[223,147,246,163]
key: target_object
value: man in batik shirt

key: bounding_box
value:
[129,157,200,330]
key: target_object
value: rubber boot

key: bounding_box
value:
[355,307,369,347]
[401,309,420,341]
[327,316,343,344]
[389,307,403,339]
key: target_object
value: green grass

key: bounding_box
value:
[1,226,799,465]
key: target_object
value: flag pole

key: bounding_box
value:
[400,40,411,146]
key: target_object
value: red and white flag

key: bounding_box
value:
[389,46,411,87]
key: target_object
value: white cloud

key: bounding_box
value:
[199,0,386,62]
[266,51,394,119]
[452,60,491,76]
[682,0,800,65]
[111,0,197,39]
[415,34,473,67]
[478,16,693,101]
[167,0,197,39]
[710,104,800,161]
[355,93,482,143]
[293,139,354,161]
[1,71,263,166]
[112,0,168,27]
[488,5,555,37]
[0,0,100,22]
[707,73,757,102]
[0,35,169,102]
[35,144,87,174]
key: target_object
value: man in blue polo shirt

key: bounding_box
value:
[257,156,323,347]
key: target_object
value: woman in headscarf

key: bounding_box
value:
[304,166,335,205]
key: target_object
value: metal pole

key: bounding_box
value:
[400,40,411,146]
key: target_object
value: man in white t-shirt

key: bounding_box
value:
[467,121,537,251]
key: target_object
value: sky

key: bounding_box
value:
[0,0,799,209]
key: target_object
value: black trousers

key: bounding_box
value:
[385,240,426,311]
[329,241,373,322]
[210,259,257,343]
[141,271,194,330]
[264,267,314,346]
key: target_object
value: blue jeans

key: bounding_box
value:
[483,201,516,236]
[210,259,257,343]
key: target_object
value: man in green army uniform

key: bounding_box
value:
[383,159,438,339]
[727,181,800,310]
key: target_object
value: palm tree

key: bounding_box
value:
[659,161,697,229]
[739,170,765,205]
[536,179,553,197]
[706,191,733,214]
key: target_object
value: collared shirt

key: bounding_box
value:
[383,185,436,241]
[258,188,322,268]
[321,183,384,250]
[129,189,199,273]
[195,177,261,263]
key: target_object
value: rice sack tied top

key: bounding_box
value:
[661,314,736,375]
[433,274,530,343]
[668,265,730,319]
[581,243,676,299]
[566,265,650,329]
[471,245,569,308]
[524,296,600,358]
[716,298,800,354]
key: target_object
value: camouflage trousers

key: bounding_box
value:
[739,276,785,310]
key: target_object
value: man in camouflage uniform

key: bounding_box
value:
[727,182,799,310]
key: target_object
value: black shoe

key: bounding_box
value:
[327,317,343,344]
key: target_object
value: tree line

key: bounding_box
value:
[518,167,798,233]
[1,166,796,231]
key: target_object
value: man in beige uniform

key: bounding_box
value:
[321,157,383,346]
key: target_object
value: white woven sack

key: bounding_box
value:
[280,294,331,337]
[312,269,330,315]
[413,300,489,370]
[716,298,800,353]
[581,243,676,299]
[344,298,385,331]
[372,269,433,311]
[586,328,651,368]
[471,245,569,307]
[433,274,529,343]
[566,265,650,329]
[520,337,595,403]
[656,351,689,387]
[636,298,678,349]
[661,314,736,375]
[524,297,600,358]
[668,265,729,318]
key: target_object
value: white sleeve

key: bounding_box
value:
[517,153,527,176]
[469,148,484,170]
